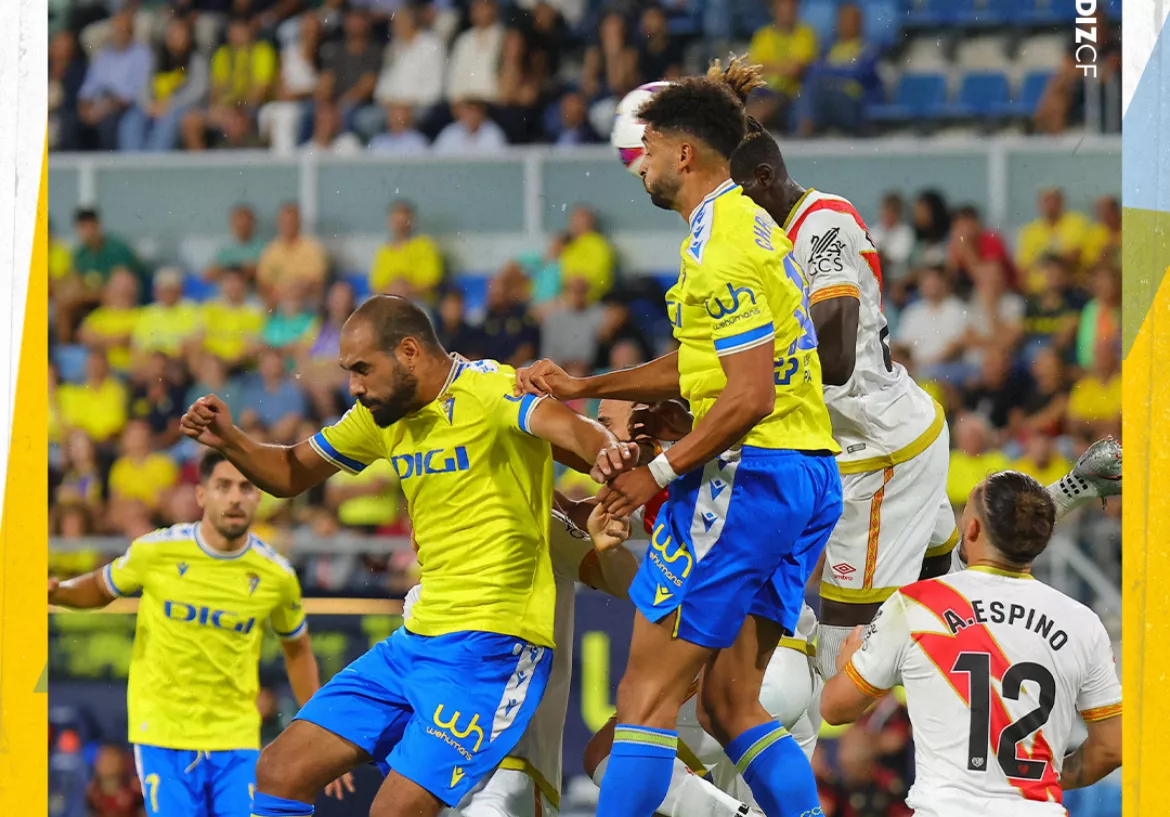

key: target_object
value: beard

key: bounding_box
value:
[213,512,252,541]
[361,365,421,427]
[644,173,679,212]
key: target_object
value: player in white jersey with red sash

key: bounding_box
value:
[821,470,1122,817]
[728,124,968,680]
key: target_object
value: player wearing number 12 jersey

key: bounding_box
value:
[821,471,1122,817]
[730,124,956,683]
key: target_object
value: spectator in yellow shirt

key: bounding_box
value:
[131,267,202,368]
[947,413,1012,507]
[369,201,444,302]
[78,269,141,373]
[325,459,402,531]
[181,16,276,150]
[257,202,329,303]
[1080,195,1121,270]
[199,268,265,368]
[1015,188,1091,292]
[57,430,106,518]
[57,351,129,445]
[1012,432,1073,488]
[1068,338,1122,435]
[108,419,180,524]
[559,204,615,303]
[748,0,818,129]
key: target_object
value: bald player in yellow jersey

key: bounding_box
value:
[516,62,841,817]
[179,295,630,817]
[47,452,352,817]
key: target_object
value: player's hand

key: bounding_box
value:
[586,502,632,551]
[590,441,639,483]
[835,625,866,676]
[48,577,60,604]
[514,359,582,400]
[324,772,355,800]
[179,394,236,449]
[600,466,663,518]
[631,400,692,442]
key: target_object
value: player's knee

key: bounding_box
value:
[583,717,617,778]
[254,744,291,796]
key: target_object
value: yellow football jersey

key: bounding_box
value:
[310,359,557,648]
[101,523,307,751]
[666,181,839,454]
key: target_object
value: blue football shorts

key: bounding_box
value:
[294,627,551,806]
[629,446,843,648]
[133,745,259,817]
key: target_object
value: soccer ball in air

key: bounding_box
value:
[611,81,673,176]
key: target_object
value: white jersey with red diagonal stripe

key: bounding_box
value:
[847,567,1122,817]
[784,189,939,469]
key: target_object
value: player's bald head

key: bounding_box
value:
[969,471,1055,566]
[344,294,444,356]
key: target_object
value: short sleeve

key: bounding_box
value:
[799,211,866,305]
[269,569,308,641]
[309,403,385,474]
[1077,619,1122,722]
[847,592,911,696]
[101,540,151,598]
[470,364,547,436]
[694,249,777,358]
[548,509,595,582]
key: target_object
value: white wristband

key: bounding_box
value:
[647,453,679,488]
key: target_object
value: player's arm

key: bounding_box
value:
[280,633,320,708]
[523,396,635,481]
[516,351,681,402]
[1060,716,1121,790]
[1063,616,1123,789]
[182,395,383,498]
[821,594,909,725]
[551,493,640,599]
[47,573,115,609]
[809,296,860,387]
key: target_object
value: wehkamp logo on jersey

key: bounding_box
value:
[163,601,257,634]
[390,446,471,480]
[428,705,485,761]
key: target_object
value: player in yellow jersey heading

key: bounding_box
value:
[47,452,352,817]
[179,295,631,817]
[517,60,841,817]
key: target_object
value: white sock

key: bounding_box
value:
[815,624,855,680]
[1046,474,1098,523]
[592,755,754,817]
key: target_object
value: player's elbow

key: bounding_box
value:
[738,380,775,424]
[820,346,856,387]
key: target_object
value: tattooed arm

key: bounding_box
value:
[1061,716,1121,790]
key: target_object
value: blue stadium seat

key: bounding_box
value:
[182,275,216,302]
[942,72,1010,118]
[344,271,370,301]
[1024,0,1076,26]
[860,0,904,48]
[903,0,957,27]
[867,72,948,121]
[53,345,89,383]
[802,0,839,49]
[997,70,1053,117]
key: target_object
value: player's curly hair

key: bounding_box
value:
[706,54,768,104]
[974,471,1056,564]
[636,69,753,160]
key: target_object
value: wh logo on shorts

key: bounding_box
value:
[428,706,484,760]
[832,563,857,582]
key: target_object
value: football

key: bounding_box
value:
[610,81,673,176]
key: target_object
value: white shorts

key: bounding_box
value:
[675,645,819,803]
[445,767,558,817]
[821,424,957,605]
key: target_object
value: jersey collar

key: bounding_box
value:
[688,180,740,229]
[194,521,253,560]
[437,356,465,399]
[968,565,1035,580]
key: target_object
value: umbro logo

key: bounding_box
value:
[832,563,856,581]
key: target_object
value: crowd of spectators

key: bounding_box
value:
[48,0,1121,154]
[48,180,1122,606]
